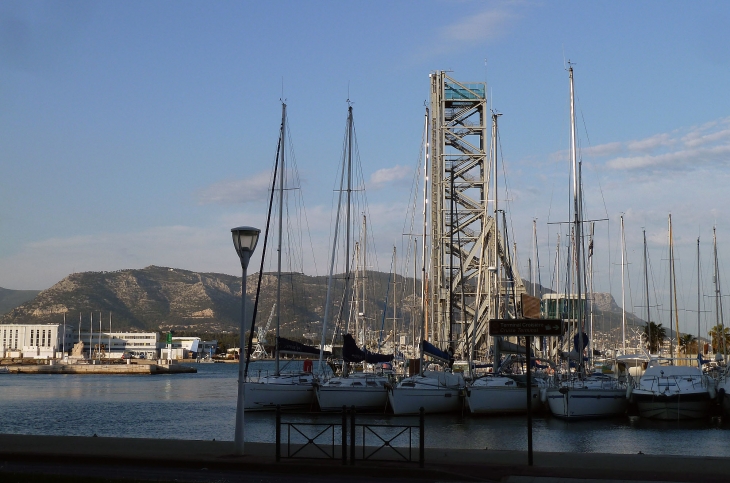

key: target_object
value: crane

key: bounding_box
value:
[252,304,275,359]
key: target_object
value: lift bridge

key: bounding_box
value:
[428,72,526,358]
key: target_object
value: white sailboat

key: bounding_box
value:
[545,65,627,420]
[465,112,540,415]
[632,222,714,420]
[244,102,316,411]
[711,228,730,416]
[386,105,464,415]
[315,105,393,412]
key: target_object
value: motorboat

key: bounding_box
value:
[630,359,713,420]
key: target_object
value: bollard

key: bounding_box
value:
[275,405,281,462]
[350,405,356,465]
[419,407,425,468]
[341,406,347,465]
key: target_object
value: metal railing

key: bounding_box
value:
[275,405,424,468]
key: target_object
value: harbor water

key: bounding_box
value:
[1,360,728,457]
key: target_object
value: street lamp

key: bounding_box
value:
[231,226,260,455]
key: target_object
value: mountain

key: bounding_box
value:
[0,266,414,337]
[1,267,639,342]
[0,287,41,316]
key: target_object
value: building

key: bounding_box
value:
[0,323,74,359]
[77,331,158,359]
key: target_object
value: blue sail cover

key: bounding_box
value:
[573,331,589,353]
[342,334,393,364]
[277,337,326,357]
[422,340,453,364]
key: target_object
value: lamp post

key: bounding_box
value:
[231,226,260,455]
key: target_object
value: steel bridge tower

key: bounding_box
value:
[428,71,526,358]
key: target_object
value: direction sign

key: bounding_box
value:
[489,318,565,337]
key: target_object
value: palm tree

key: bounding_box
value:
[678,333,697,355]
[709,324,730,354]
[643,322,666,353]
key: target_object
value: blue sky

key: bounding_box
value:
[2,1,730,338]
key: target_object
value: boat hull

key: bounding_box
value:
[387,387,462,415]
[632,392,710,420]
[546,387,627,420]
[466,385,542,414]
[244,381,314,411]
[317,386,388,412]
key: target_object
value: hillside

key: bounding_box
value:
[0,266,415,338]
[0,267,639,342]
[0,287,41,316]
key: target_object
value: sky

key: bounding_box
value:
[2,1,730,339]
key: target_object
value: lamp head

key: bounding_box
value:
[231,226,260,269]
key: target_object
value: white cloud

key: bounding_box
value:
[583,142,625,158]
[196,170,273,205]
[369,165,413,189]
[626,133,675,152]
[439,8,516,43]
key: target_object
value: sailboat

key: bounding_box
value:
[386,100,465,416]
[544,65,627,420]
[243,102,320,411]
[315,106,394,412]
[632,220,714,420]
[466,112,542,415]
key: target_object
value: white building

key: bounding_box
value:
[78,331,158,359]
[0,323,74,359]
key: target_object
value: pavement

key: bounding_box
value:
[0,433,728,483]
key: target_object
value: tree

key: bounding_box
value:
[643,322,666,353]
[709,324,730,354]
[678,333,697,355]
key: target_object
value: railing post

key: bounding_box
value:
[275,405,281,462]
[350,405,356,465]
[341,405,347,465]
[419,406,425,468]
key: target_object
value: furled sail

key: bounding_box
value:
[342,334,393,364]
[277,337,326,357]
[422,340,453,364]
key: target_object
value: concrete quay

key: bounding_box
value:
[1,362,196,374]
[0,434,728,483]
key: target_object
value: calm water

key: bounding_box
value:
[1,361,728,457]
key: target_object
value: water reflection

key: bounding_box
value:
[0,362,728,456]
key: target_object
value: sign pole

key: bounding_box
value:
[489,318,565,469]
[526,334,533,466]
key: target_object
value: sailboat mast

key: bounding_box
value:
[668,215,673,358]
[275,102,286,376]
[698,236,701,363]
[621,215,626,355]
[714,227,726,359]
[493,112,500,320]
[569,66,585,372]
[420,107,429,376]
[643,230,652,352]
[363,214,367,344]
[345,105,353,324]
[319,108,350,373]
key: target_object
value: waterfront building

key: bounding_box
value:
[0,323,74,359]
[77,331,159,359]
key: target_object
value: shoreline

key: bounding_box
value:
[1,362,196,374]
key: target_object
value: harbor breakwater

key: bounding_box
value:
[1,361,196,374]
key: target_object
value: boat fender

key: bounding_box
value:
[539,388,547,403]
[626,384,633,402]
[718,387,726,403]
[558,387,569,395]
[708,383,717,400]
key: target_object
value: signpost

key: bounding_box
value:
[489,318,565,466]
